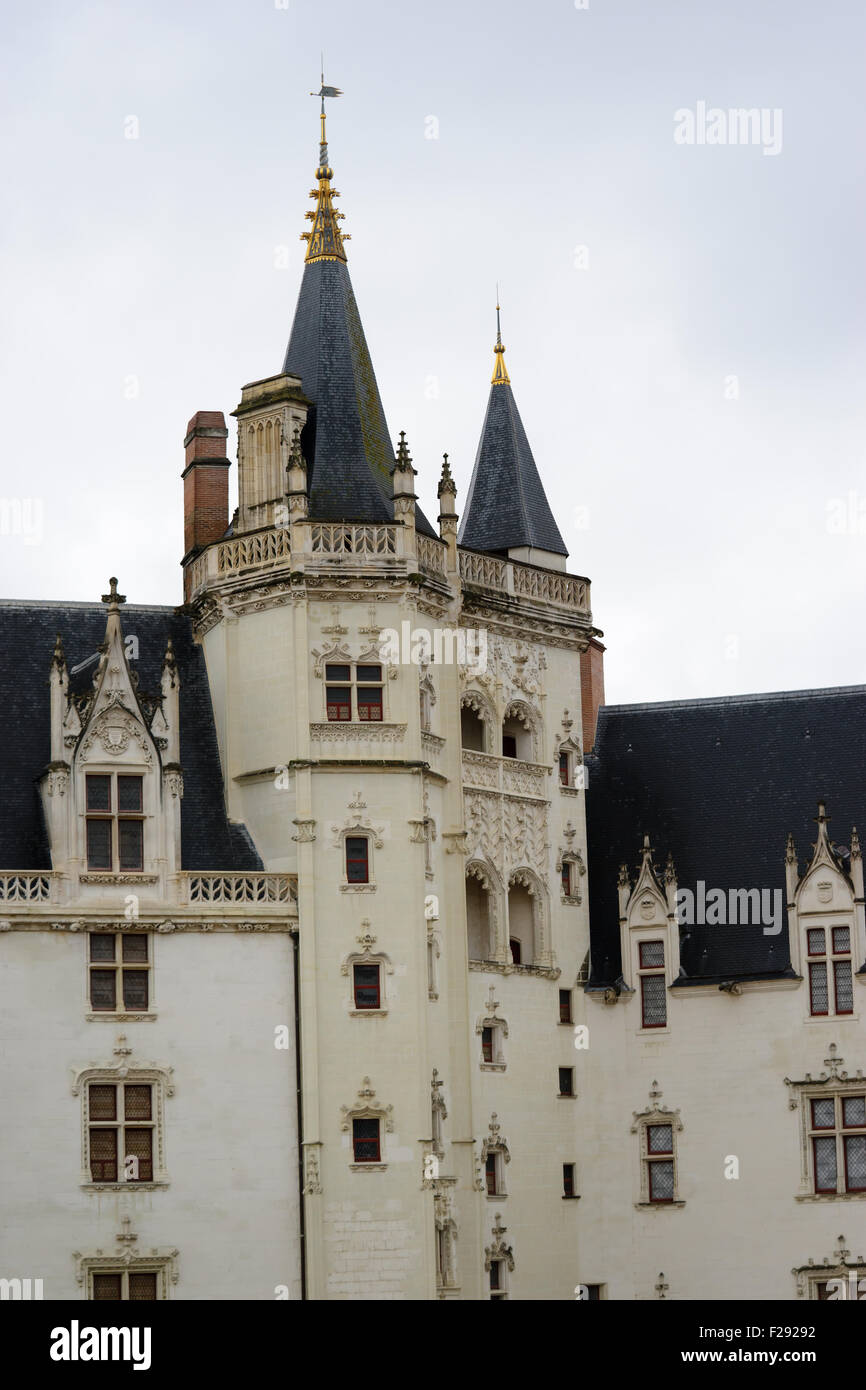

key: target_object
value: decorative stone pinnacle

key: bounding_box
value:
[52,632,66,669]
[101,577,126,608]
[289,425,305,471]
[391,430,417,475]
[437,452,456,497]
[785,831,798,865]
[851,827,861,861]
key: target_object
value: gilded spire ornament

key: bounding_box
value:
[491,296,510,385]
[301,66,350,263]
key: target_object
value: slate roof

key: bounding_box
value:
[282,259,435,536]
[0,601,262,872]
[585,685,866,986]
[458,381,568,557]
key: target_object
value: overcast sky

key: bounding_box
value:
[1,0,864,704]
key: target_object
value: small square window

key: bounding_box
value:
[647,1123,673,1154]
[86,775,111,812]
[832,926,851,954]
[117,776,143,812]
[92,1273,122,1301]
[357,688,383,722]
[90,935,115,962]
[843,1096,866,1128]
[809,961,829,1016]
[86,819,112,870]
[558,1067,574,1097]
[807,928,826,957]
[649,1160,675,1202]
[639,940,665,969]
[352,1117,380,1163]
[811,1097,836,1129]
[502,735,517,759]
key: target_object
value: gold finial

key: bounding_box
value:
[302,65,350,264]
[491,292,510,385]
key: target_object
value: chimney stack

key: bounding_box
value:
[182,411,230,563]
[579,636,606,752]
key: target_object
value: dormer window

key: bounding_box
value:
[86,774,144,872]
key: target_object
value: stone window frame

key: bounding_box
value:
[340,934,394,1018]
[631,1088,685,1209]
[466,859,504,964]
[74,1249,179,1301]
[785,1056,866,1202]
[507,866,552,968]
[476,1011,508,1072]
[72,1062,173,1193]
[316,641,392,726]
[85,927,157,1022]
[481,1115,511,1199]
[792,1236,866,1299]
[501,699,540,764]
[340,1076,394,1173]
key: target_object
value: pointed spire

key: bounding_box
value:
[301,68,350,264]
[491,295,510,386]
[51,632,66,672]
[459,309,567,559]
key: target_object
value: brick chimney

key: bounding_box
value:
[579,636,606,753]
[182,411,230,563]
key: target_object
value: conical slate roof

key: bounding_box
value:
[281,99,434,534]
[459,314,567,557]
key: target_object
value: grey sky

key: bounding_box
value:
[1,0,863,703]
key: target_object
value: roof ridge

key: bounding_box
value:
[599,683,866,716]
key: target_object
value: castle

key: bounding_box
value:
[1,89,863,1302]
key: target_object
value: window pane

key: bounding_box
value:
[509,938,522,965]
[502,735,517,759]
[92,1273,122,1301]
[832,926,851,954]
[834,960,853,1015]
[563,1163,575,1197]
[345,837,369,883]
[324,665,351,682]
[124,1085,152,1121]
[90,934,115,962]
[485,1154,497,1194]
[353,963,380,1010]
[89,1128,118,1181]
[489,1261,501,1291]
[559,751,569,785]
[123,970,149,1011]
[118,820,143,871]
[86,775,111,811]
[809,962,828,1015]
[481,1026,493,1062]
[811,1097,836,1130]
[86,818,112,870]
[649,1160,674,1201]
[639,940,665,968]
[843,1096,866,1129]
[355,665,382,683]
[813,1135,837,1192]
[89,1085,117,1120]
[561,863,572,894]
[559,989,572,1024]
[117,776,143,812]
[125,1128,153,1182]
[357,688,383,721]
[641,973,667,1027]
[122,935,148,963]
[648,1124,673,1153]
[326,688,351,721]
[352,1118,380,1162]
[128,1272,157,1301]
[558,1068,573,1096]
[90,970,117,1011]
[844,1135,866,1191]
[807,928,826,956]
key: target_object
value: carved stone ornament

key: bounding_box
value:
[484,1214,515,1272]
[340,1077,394,1133]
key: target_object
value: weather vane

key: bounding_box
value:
[310,56,342,161]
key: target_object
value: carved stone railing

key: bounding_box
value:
[417,534,447,576]
[461,751,548,799]
[218,528,292,575]
[181,873,297,907]
[308,523,398,557]
[458,550,591,616]
[0,873,54,902]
